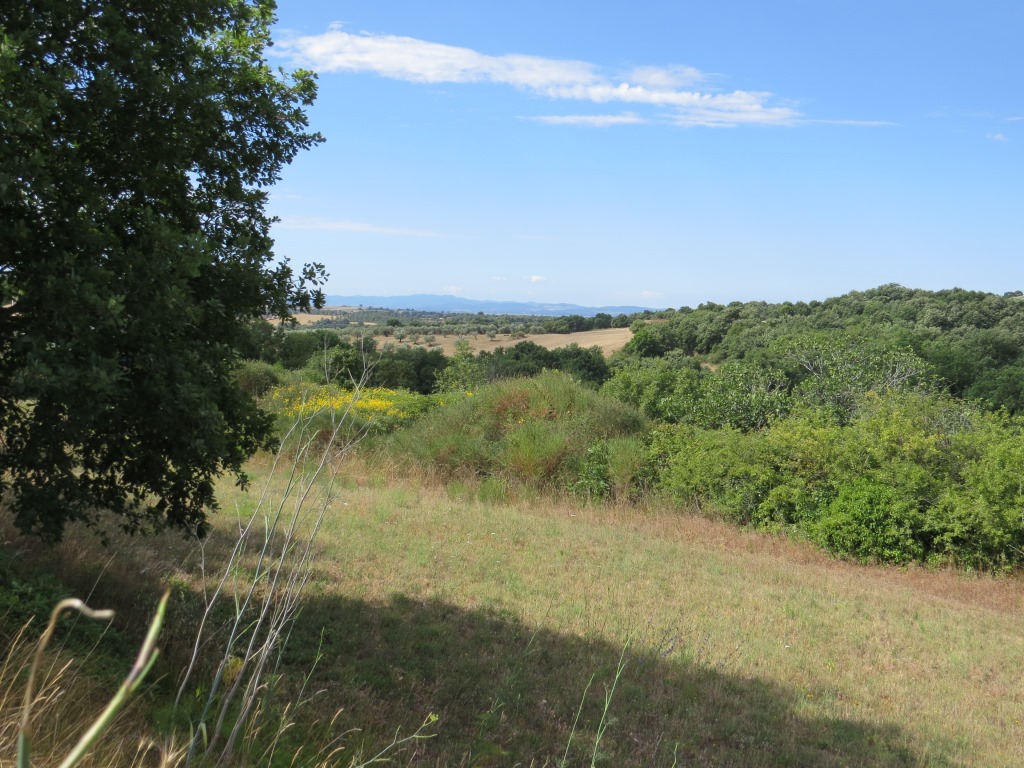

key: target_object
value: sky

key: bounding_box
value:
[265,1,1024,309]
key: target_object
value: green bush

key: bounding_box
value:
[233,359,281,397]
[652,388,1024,568]
[606,436,650,500]
[810,479,925,563]
[390,371,645,486]
[925,432,1024,569]
[656,425,776,523]
[572,441,611,501]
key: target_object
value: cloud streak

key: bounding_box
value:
[278,25,800,127]
[529,113,647,127]
[279,216,439,238]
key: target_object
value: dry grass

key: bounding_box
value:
[426,327,633,357]
[218,462,1024,766]
[291,313,339,326]
[4,453,1024,766]
[0,615,182,767]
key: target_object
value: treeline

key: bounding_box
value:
[237,327,611,395]
[623,284,1024,413]
[308,307,638,339]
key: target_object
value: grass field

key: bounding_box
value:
[10,452,1022,767]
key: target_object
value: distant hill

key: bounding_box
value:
[323,294,658,317]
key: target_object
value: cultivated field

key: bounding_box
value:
[291,312,338,325]
[429,326,633,356]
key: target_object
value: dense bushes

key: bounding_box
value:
[476,341,611,387]
[621,285,1024,413]
[388,371,645,486]
[653,390,1024,568]
[234,360,281,397]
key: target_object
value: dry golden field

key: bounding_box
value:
[291,312,338,325]
[428,326,633,356]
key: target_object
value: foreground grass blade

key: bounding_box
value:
[17,591,169,768]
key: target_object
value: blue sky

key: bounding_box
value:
[266,1,1023,309]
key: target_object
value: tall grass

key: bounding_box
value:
[2,602,177,767]
[1,369,438,767]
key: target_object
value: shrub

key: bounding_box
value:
[573,436,651,503]
[810,478,925,563]
[652,389,1024,568]
[925,431,1024,569]
[268,384,443,442]
[233,360,281,397]
[390,371,645,486]
[656,425,776,523]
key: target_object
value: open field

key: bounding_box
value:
[291,312,339,325]
[10,454,1022,767]
[428,326,633,356]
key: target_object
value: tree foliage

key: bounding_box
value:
[622,285,1024,412]
[0,0,324,540]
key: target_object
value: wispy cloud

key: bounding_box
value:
[528,113,647,127]
[528,275,546,283]
[278,25,800,128]
[987,132,1009,142]
[441,285,461,294]
[628,65,706,89]
[278,216,439,237]
[808,119,899,127]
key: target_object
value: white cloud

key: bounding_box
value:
[529,113,647,127]
[280,25,597,89]
[278,26,800,127]
[278,216,438,237]
[809,119,899,127]
[442,285,461,294]
[640,289,665,299]
[491,276,508,282]
[987,132,1009,142]
[528,275,546,283]
[628,65,705,89]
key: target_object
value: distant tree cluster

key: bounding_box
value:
[620,284,1024,413]
[243,324,613,394]
[309,307,636,339]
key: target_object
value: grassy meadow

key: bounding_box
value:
[4,448,1023,766]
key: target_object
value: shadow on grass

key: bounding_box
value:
[283,591,945,768]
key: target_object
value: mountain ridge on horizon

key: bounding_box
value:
[323,293,660,317]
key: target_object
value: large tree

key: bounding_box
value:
[0,1,325,540]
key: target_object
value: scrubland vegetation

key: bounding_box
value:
[5,285,1024,766]
[7,4,1023,763]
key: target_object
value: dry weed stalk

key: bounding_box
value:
[176,359,376,766]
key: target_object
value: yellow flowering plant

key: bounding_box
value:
[267,384,453,435]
